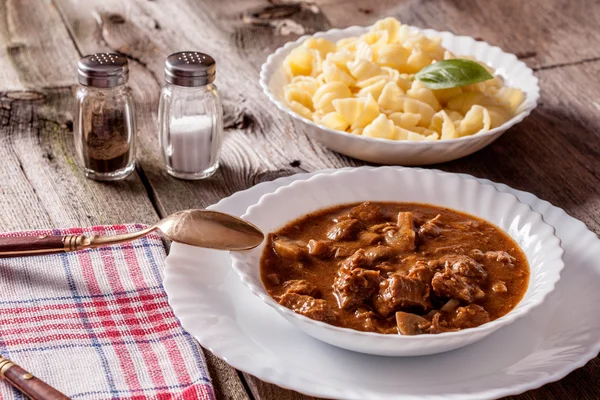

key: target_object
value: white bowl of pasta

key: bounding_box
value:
[259,18,539,165]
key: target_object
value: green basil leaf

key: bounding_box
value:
[415,59,494,90]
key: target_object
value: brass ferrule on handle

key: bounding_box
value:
[0,355,70,399]
[0,357,15,376]
[63,235,92,252]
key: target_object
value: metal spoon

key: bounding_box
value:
[0,210,264,257]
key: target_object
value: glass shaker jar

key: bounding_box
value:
[158,51,223,180]
[74,53,136,181]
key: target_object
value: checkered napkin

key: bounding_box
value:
[0,225,215,400]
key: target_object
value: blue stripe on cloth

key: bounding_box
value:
[57,242,119,398]
[140,234,163,286]
[139,235,212,381]
[70,378,212,398]
[0,285,164,305]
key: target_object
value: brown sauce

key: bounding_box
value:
[260,202,529,335]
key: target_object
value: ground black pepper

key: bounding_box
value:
[75,53,135,181]
[82,108,131,173]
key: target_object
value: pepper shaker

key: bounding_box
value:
[158,51,223,180]
[74,53,136,181]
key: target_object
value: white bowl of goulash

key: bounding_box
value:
[230,167,564,356]
[260,18,539,165]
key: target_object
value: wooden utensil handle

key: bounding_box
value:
[0,357,70,399]
[0,235,66,257]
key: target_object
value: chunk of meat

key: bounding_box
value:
[307,239,332,258]
[343,202,385,224]
[384,212,416,251]
[444,255,487,278]
[373,275,431,316]
[282,279,318,296]
[368,222,396,233]
[469,249,515,266]
[364,246,396,264]
[431,245,468,255]
[450,220,481,231]
[407,261,436,284]
[341,247,396,270]
[333,264,381,310]
[469,249,485,260]
[354,308,398,334]
[272,235,307,261]
[484,251,516,265]
[341,249,370,269]
[279,293,333,322]
[418,214,443,238]
[354,308,378,332]
[327,218,363,241]
[359,231,383,245]
[428,312,458,334]
[395,311,432,335]
[372,262,398,276]
[333,245,356,258]
[449,304,490,329]
[431,255,487,302]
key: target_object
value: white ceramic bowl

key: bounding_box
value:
[260,25,539,165]
[230,167,564,356]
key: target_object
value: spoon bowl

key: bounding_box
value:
[157,209,264,250]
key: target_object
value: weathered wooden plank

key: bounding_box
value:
[204,354,251,400]
[0,4,22,91]
[245,376,319,400]
[0,0,158,231]
[0,0,80,89]
[318,0,600,70]
[0,88,158,230]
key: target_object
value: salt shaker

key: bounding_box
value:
[74,53,136,181]
[158,51,223,180]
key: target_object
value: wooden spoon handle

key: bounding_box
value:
[0,357,70,399]
[0,235,67,257]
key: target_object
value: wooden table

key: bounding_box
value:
[0,0,598,398]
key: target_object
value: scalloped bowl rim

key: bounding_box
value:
[230,168,564,346]
[259,24,540,146]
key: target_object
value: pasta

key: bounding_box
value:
[378,82,405,113]
[281,17,526,141]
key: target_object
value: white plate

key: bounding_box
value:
[164,167,600,400]
[260,25,539,165]
[230,168,564,356]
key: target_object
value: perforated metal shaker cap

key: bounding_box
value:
[77,53,129,88]
[165,51,216,87]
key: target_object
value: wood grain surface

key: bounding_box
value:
[0,0,598,399]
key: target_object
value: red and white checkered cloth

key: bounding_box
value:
[0,225,215,400]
